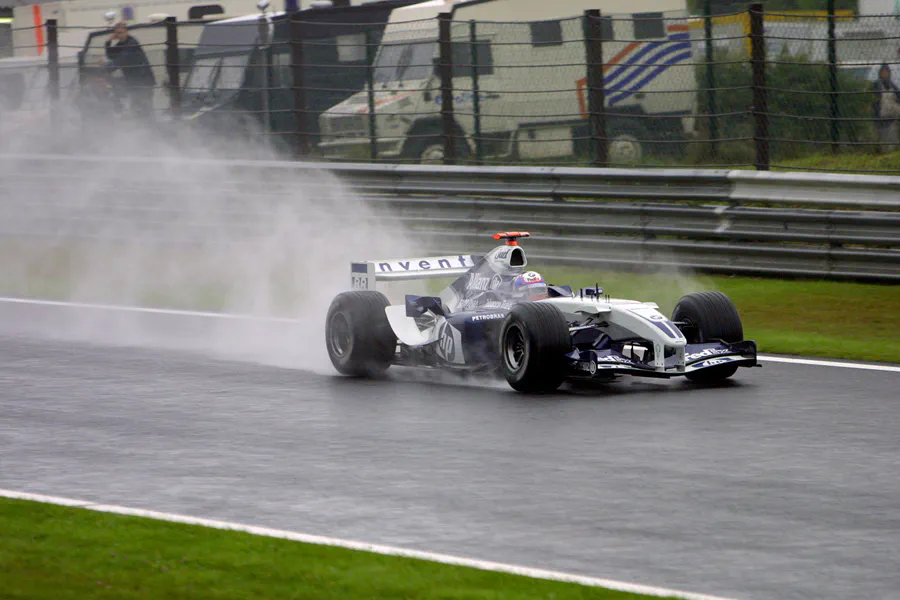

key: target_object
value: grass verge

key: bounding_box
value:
[0,497,670,600]
[772,149,900,174]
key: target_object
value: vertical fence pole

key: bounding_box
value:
[366,29,378,161]
[827,0,839,154]
[438,12,456,165]
[749,4,769,171]
[289,11,309,156]
[704,0,718,156]
[46,19,59,128]
[583,10,607,167]
[258,15,272,137]
[469,20,484,165]
[165,17,181,118]
[469,20,483,165]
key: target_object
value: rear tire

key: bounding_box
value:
[500,302,571,393]
[326,291,396,377]
[672,291,743,382]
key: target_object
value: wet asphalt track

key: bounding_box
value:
[1,304,899,600]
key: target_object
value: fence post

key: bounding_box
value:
[438,12,456,165]
[46,19,59,128]
[583,10,607,167]
[469,19,483,165]
[749,3,769,171]
[165,17,181,118]
[704,0,718,156]
[827,0,839,154]
[365,29,378,161]
[258,15,272,137]
[289,11,309,156]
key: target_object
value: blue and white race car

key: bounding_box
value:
[326,232,758,392]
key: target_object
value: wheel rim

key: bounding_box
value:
[420,144,445,164]
[608,134,642,164]
[329,312,352,358]
[504,324,527,372]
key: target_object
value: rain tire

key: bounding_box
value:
[500,302,571,393]
[672,291,743,382]
[326,291,396,377]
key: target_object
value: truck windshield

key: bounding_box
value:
[183,18,261,101]
[374,40,435,84]
[184,54,249,100]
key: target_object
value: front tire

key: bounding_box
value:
[672,291,743,382]
[403,135,471,164]
[500,302,571,393]
[326,291,396,377]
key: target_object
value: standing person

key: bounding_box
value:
[872,63,900,153]
[104,22,156,119]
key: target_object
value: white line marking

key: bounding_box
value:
[1,296,897,373]
[0,296,298,324]
[0,489,735,600]
[758,354,900,373]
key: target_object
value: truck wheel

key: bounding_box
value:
[500,302,571,393]
[326,291,396,377]
[403,136,470,164]
[608,133,643,164]
[672,291,743,382]
[418,139,446,164]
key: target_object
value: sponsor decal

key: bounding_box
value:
[574,360,598,375]
[470,313,505,322]
[375,255,474,274]
[685,348,730,362]
[702,358,729,367]
[434,91,481,106]
[597,355,634,364]
[437,322,455,363]
[468,272,501,292]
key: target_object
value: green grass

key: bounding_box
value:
[531,267,900,364]
[0,497,667,600]
[773,149,900,174]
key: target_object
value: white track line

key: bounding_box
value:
[0,296,298,324]
[0,489,735,600]
[1,296,897,373]
[758,354,900,373]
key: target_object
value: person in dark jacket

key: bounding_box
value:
[872,63,900,152]
[104,22,156,119]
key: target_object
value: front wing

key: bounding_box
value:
[568,340,759,379]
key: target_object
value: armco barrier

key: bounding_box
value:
[1,155,898,281]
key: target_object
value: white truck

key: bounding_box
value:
[318,0,697,164]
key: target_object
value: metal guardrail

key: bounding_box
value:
[1,155,899,281]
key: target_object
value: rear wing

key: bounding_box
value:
[351,254,480,290]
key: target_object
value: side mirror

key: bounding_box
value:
[406,295,446,318]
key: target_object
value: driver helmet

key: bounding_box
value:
[511,271,548,300]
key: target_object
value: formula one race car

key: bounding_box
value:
[325,232,758,393]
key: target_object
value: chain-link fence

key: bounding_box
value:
[4,2,900,172]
